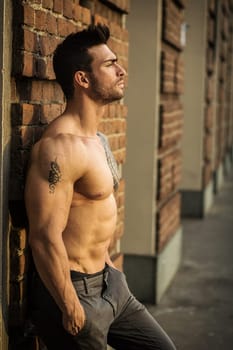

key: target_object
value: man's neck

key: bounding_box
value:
[64,96,105,137]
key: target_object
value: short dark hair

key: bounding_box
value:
[53,24,110,100]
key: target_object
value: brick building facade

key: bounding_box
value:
[181,0,233,216]
[8,0,129,348]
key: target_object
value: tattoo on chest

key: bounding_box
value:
[48,159,61,193]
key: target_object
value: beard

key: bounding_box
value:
[88,73,124,104]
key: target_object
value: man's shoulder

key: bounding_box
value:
[35,133,86,156]
[30,134,88,177]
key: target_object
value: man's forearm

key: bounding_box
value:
[31,237,81,314]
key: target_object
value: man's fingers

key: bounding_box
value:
[71,325,80,335]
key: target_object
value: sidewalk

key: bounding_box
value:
[147,168,233,350]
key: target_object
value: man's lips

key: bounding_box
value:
[117,80,125,88]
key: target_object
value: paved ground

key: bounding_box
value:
[147,168,233,350]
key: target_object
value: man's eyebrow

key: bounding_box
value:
[103,57,118,63]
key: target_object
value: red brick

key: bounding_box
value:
[73,4,82,21]
[46,12,57,35]
[67,21,77,34]
[203,161,212,186]
[205,105,213,130]
[46,57,56,80]
[22,51,34,77]
[54,82,65,102]
[57,17,74,37]
[94,14,109,26]
[53,0,63,13]
[63,0,73,19]
[23,4,35,27]
[23,29,37,53]
[82,7,91,25]
[39,35,59,56]
[35,9,47,31]
[35,56,47,79]
[41,103,62,123]
[157,192,181,251]
[21,103,35,124]
[31,81,43,101]
[42,0,53,9]
[204,134,213,161]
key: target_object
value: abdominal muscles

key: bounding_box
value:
[62,194,117,273]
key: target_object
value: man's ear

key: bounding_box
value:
[74,71,89,88]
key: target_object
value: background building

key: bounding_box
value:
[0,0,232,349]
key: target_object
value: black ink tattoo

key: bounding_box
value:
[48,159,61,193]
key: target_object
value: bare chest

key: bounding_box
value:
[73,142,114,201]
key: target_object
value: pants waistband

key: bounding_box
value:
[70,264,108,281]
[71,265,110,294]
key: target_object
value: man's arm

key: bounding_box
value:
[25,137,85,335]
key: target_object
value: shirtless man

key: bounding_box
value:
[25,24,176,350]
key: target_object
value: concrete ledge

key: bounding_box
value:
[123,227,183,304]
[156,226,183,303]
[181,179,214,218]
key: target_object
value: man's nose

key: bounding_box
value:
[117,63,127,77]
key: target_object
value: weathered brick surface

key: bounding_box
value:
[157,0,185,251]
[204,0,217,184]
[9,1,129,347]
[157,150,182,203]
[214,0,233,170]
[162,0,184,51]
[159,101,183,149]
[157,192,181,252]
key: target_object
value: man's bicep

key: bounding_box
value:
[25,163,73,238]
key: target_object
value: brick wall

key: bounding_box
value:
[156,0,186,252]
[203,0,233,186]
[203,0,218,186]
[214,0,233,170]
[9,0,129,348]
[223,1,233,154]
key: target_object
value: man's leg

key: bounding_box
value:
[104,267,176,350]
[107,296,176,350]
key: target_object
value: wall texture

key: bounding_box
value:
[157,0,186,252]
[9,0,129,348]
[204,0,233,187]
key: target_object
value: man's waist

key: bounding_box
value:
[70,264,108,281]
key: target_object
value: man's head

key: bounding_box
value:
[53,24,111,100]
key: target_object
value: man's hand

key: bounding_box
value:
[63,302,86,336]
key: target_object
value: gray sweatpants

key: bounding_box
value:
[30,265,176,350]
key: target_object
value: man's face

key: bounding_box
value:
[87,44,126,104]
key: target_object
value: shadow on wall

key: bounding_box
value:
[8,112,46,349]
